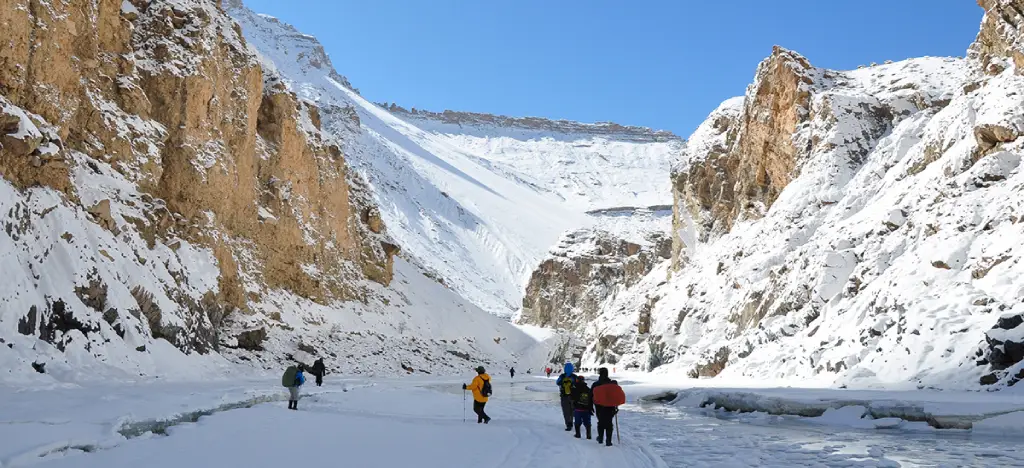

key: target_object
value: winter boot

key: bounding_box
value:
[287,400,294,410]
[586,426,592,440]
[574,425,581,439]
[565,425,572,431]
[605,426,613,446]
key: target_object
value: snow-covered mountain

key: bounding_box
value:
[7,0,1017,395]
[524,2,1024,390]
[225,2,682,318]
[0,0,566,384]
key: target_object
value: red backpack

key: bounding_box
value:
[593,382,626,407]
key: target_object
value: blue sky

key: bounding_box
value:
[242,0,982,137]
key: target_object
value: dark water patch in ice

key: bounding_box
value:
[116,393,284,438]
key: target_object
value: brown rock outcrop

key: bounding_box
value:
[970,0,1024,74]
[672,47,815,258]
[0,97,72,194]
[519,229,671,330]
[0,0,395,355]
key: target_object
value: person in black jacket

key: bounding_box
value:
[312,358,326,387]
[555,363,576,430]
[570,375,594,439]
[591,367,616,446]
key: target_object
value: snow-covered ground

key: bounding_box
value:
[0,255,557,386]
[6,373,1024,468]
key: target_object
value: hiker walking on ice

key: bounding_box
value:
[592,367,625,446]
[555,363,576,431]
[282,364,306,410]
[312,358,326,387]
[463,366,492,424]
[571,374,594,439]
[510,367,516,380]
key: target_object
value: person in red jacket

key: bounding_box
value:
[591,367,618,446]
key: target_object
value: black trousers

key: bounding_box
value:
[315,375,323,386]
[473,401,489,422]
[560,396,573,428]
[595,405,616,439]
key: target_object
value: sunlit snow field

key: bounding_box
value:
[5,373,1024,467]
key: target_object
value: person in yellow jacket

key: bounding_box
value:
[462,366,492,424]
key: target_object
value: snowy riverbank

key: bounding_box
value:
[5,373,1024,467]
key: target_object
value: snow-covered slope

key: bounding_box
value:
[0,0,558,385]
[570,31,1024,390]
[384,106,682,211]
[226,2,681,317]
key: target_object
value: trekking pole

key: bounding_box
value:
[463,388,467,423]
[616,412,621,444]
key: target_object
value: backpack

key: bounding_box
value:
[593,382,626,407]
[480,377,492,397]
[576,388,592,407]
[560,376,573,395]
[281,366,298,387]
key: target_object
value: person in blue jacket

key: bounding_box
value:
[288,365,306,410]
[555,363,576,431]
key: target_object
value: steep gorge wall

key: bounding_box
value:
[672,47,815,248]
[567,1,1024,388]
[0,0,394,372]
[519,229,671,331]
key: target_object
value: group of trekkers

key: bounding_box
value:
[462,362,625,447]
[281,357,625,447]
[281,357,327,410]
[556,363,625,446]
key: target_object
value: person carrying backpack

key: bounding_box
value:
[282,364,306,410]
[312,358,326,387]
[555,362,575,431]
[571,375,594,439]
[592,367,626,446]
[463,366,492,424]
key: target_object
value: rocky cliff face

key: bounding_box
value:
[562,1,1024,388]
[520,229,671,330]
[670,47,909,269]
[516,206,674,367]
[384,105,681,143]
[672,48,817,245]
[0,0,533,381]
[970,0,1024,75]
